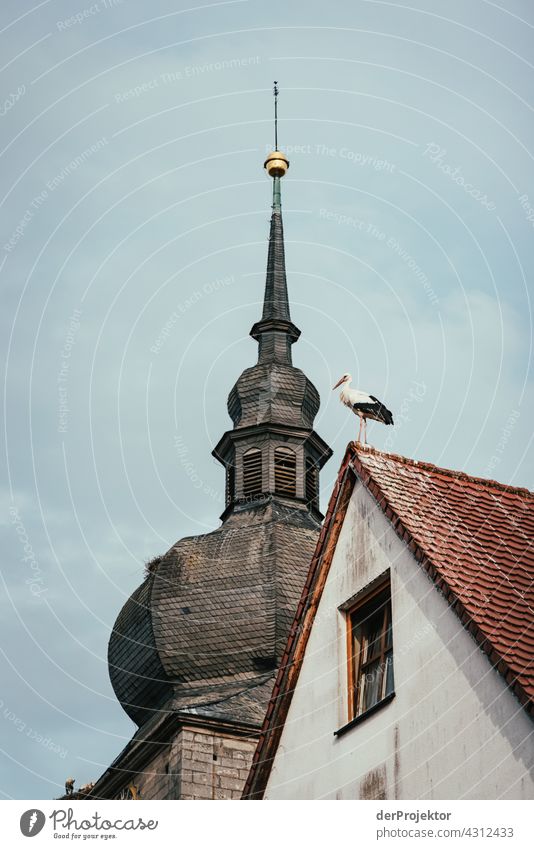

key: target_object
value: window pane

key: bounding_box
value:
[385,614,393,650]
[352,625,362,663]
[350,587,394,718]
[362,611,383,662]
[360,659,381,712]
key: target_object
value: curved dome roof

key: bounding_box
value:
[107,578,173,727]
[227,362,320,430]
[108,503,319,726]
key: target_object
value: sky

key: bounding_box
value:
[0,0,533,800]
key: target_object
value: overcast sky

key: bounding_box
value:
[1,0,533,800]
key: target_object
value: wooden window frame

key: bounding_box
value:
[274,446,297,497]
[226,462,235,506]
[346,577,394,723]
[243,448,262,498]
[305,457,318,507]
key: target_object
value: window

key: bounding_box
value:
[225,463,235,506]
[243,448,262,498]
[274,447,297,497]
[305,457,318,506]
[348,583,394,720]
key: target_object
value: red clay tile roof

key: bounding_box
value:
[244,443,534,799]
[354,446,534,704]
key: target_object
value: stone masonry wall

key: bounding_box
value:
[179,726,257,800]
[131,743,172,799]
[115,725,257,800]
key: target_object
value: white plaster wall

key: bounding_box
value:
[265,480,534,800]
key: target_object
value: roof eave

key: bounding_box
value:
[212,424,333,466]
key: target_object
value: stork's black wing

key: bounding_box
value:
[369,396,394,425]
[351,397,394,425]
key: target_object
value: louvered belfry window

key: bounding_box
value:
[225,463,235,506]
[274,447,297,497]
[243,448,262,498]
[305,457,318,505]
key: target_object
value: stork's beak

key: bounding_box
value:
[332,377,345,390]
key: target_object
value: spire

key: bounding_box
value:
[213,82,332,522]
[250,83,300,365]
[261,186,290,321]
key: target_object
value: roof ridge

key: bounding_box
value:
[352,442,534,499]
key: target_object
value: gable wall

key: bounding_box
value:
[265,480,534,799]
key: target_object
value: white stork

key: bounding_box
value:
[332,373,394,444]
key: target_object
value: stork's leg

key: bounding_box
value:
[357,417,362,443]
[363,418,367,444]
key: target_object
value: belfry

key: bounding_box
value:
[88,87,332,800]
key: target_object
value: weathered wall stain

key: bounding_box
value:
[360,764,387,800]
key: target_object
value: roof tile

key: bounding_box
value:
[355,446,534,703]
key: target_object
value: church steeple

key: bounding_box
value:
[250,163,301,366]
[213,83,331,522]
[250,86,300,366]
[103,92,333,782]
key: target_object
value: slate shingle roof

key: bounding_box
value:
[107,578,173,727]
[227,363,320,429]
[107,174,331,736]
[108,501,321,727]
[262,210,291,322]
[244,443,534,798]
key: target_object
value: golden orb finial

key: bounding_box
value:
[264,150,289,178]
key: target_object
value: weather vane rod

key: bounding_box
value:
[273,80,279,149]
[263,81,289,201]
